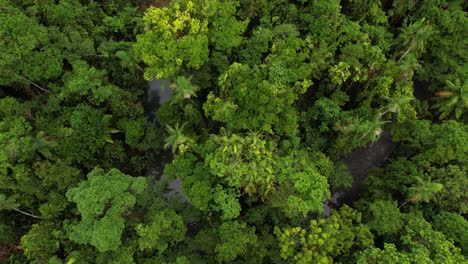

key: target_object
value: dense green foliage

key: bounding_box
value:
[1,0,466,263]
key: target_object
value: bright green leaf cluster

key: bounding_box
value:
[66,168,147,252]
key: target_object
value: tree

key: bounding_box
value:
[364,200,404,236]
[275,206,374,264]
[164,123,192,153]
[357,213,466,263]
[48,105,121,166]
[400,213,465,263]
[432,211,468,255]
[432,79,467,120]
[357,243,414,264]
[411,1,467,88]
[363,120,467,215]
[0,1,62,87]
[203,63,302,136]
[332,113,386,156]
[134,0,248,80]
[136,209,186,253]
[0,0,161,262]
[380,95,413,118]
[407,176,443,204]
[170,76,199,103]
[397,19,435,61]
[396,176,443,209]
[115,50,143,76]
[191,221,260,262]
[0,194,44,219]
[66,168,147,252]
[20,223,62,263]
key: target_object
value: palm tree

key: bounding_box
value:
[408,176,443,203]
[380,95,413,117]
[115,50,143,75]
[170,76,199,103]
[399,176,443,208]
[335,114,388,143]
[398,53,421,79]
[398,18,435,62]
[164,123,191,153]
[101,115,121,144]
[432,79,467,119]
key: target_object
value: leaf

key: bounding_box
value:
[103,136,114,144]
[0,194,20,210]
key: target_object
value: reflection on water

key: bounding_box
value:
[145,79,172,122]
[145,79,185,201]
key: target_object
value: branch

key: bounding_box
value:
[13,208,45,219]
[398,47,412,62]
[380,108,391,117]
[16,75,51,94]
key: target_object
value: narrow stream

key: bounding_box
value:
[144,79,171,122]
[144,81,397,215]
[145,80,187,200]
[323,131,396,216]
